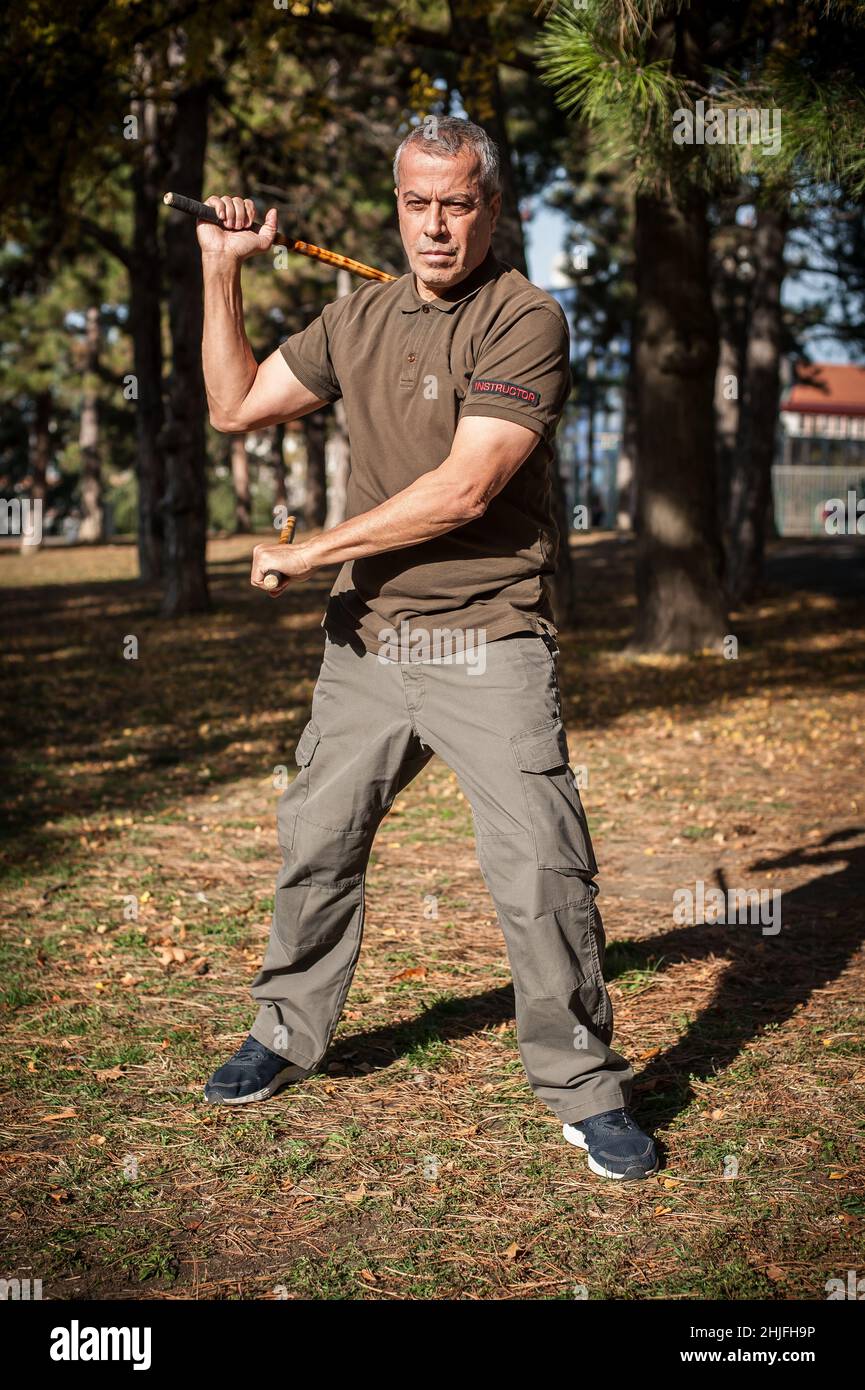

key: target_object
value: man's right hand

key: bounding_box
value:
[197,196,278,262]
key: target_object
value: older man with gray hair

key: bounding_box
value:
[198,116,657,1180]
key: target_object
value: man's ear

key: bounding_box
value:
[489,191,502,233]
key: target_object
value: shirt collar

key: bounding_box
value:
[397,247,502,314]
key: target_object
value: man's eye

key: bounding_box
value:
[406,201,425,210]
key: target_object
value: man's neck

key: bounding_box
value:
[413,246,495,304]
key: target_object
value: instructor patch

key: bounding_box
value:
[470,378,541,407]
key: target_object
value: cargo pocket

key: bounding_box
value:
[511,719,598,875]
[571,883,613,1043]
[294,719,321,769]
[276,719,321,850]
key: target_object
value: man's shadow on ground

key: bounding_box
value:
[316,828,864,1133]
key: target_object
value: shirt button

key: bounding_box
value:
[407,353,416,362]
[422,305,430,313]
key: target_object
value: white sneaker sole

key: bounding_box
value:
[204,1063,307,1105]
[562,1122,659,1180]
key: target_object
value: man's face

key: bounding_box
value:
[395,144,501,300]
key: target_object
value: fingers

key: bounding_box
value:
[204,195,258,230]
[250,544,285,592]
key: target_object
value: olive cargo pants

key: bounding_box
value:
[250,630,634,1125]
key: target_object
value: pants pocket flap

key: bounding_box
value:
[511,720,569,773]
[294,720,321,768]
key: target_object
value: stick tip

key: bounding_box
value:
[163,192,174,206]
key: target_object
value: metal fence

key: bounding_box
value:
[772,465,865,536]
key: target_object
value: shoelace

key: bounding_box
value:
[591,1109,634,1134]
[233,1037,270,1066]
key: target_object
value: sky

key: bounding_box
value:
[525,203,572,290]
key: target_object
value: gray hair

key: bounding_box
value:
[392,116,502,203]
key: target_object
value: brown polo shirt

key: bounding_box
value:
[278,247,571,655]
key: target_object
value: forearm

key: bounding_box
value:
[300,466,484,569]
[201,257,258,428]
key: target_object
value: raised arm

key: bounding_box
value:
[199,195,332,432]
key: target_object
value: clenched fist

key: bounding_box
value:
[250,540,315,597]
[196,196,278,262]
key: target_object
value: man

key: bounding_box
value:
[200,117,657,1181]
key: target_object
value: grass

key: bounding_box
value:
[0,532,863,1300]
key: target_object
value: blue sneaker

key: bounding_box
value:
[204,1034,309,1104]
[563,1108,658,1180]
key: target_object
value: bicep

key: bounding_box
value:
[438,414,541,506]
[231,349,332,430]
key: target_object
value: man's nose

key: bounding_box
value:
[422,200,447,237]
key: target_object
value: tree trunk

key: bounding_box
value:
[230,434,251,532]
[77,305,104,542]
[714,322,741,553]
[326,266,352,528]
[616,341,637,530]
[326,401,351,529]
[130,44,166,584]
[631,188,727,652]
[301,411,328,528]
[585,361,596,513]
[725,204,789,604]
[711,218,751,571]
[23,388,51,553]
[549,443,578,623]
[271,422,287,515]
[160,49,210,616]
[446,0,528,276]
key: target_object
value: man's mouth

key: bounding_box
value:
[420,250,456,260]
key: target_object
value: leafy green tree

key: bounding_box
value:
[539,0,865,646]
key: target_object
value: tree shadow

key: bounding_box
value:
[307,829,864,1138]
[613,826,865,1128]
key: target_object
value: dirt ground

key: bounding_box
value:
[1,533,863,1300]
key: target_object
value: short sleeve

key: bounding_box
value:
[459,305,571,443]
[279,303,342,403]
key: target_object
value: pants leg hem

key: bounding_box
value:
[556,1092,631,1127]
[249,1020,319,1071]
